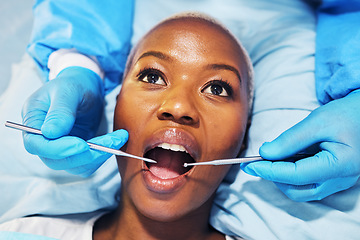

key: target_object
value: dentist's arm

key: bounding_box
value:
[241,1,360,201]
[28,0,134,91]
[22,0,133,176]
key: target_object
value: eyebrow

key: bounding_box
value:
[136,51,173,63]
[136,51,242,83]
[206,64,242,83]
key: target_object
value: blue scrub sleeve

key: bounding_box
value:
[315,0,360,104]
[27,0,134,94]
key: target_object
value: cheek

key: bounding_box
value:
[117,155,140,181]
[114,87,161,157]
[114,92,129,131]
[114,90,144,160]
[205,105,247,158]
[188,165,231,210]
[114,89,152,136]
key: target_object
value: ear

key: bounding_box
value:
[239,118,252,155]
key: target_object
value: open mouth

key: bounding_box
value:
[144,143,195,179]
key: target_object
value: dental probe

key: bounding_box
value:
[183,154,312,167]
[5,121,156,164]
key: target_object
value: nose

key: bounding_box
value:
[157,89,200,126]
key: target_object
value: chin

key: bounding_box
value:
[135,197,205,223]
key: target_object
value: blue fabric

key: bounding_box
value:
[27,0,134,94]
[315,0,360,104]
[0,231,57,240]
[2,0,360,239]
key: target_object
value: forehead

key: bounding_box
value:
[133,18,246,67]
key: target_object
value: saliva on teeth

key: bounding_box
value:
[157,143,188,153]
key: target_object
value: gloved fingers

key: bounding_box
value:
[41,82,80,139]
[274,176,359,202]
[39,148,100,170]
[24,67,104,140]
[39,129,128,172]
[21,81,78,140]
[259,110,327,160]
[241,150,345,186]
[80,130,129,176]
[22,90,50,130]
[43,68,106,140]
[23,134,89,160]
[87,129,129,149]
[68,130,128,174]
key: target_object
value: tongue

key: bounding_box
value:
[146,148,190,179]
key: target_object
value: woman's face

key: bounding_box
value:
[114,18,249,222]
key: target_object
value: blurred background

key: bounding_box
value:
[0,1,33,95]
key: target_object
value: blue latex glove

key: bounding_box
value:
[241,90,360,201]
[22,66,128,177]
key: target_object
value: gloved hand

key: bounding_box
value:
[23,129,128,177]
[22,66,127,176]
[241,90,360,201]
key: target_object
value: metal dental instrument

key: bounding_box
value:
[5,121,156,163]
[183,154,312,167]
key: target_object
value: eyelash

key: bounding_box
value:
[202,79,233,97]
[136,67,165,85]
[136,67,233,97]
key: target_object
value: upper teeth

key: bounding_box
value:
[158,143,188,153]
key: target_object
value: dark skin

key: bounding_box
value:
[94,16,249,240]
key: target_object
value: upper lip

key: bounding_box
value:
[143,128,200,161]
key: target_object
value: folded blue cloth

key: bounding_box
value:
[315,0,360,104]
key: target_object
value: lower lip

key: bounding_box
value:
[142,163,188,194]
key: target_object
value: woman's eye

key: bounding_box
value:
[203,81,232,97]
[139,72,166,86]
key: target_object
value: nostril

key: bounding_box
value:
[182,116,193,122]
[158,108,197,125]
[162,112,173,119]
